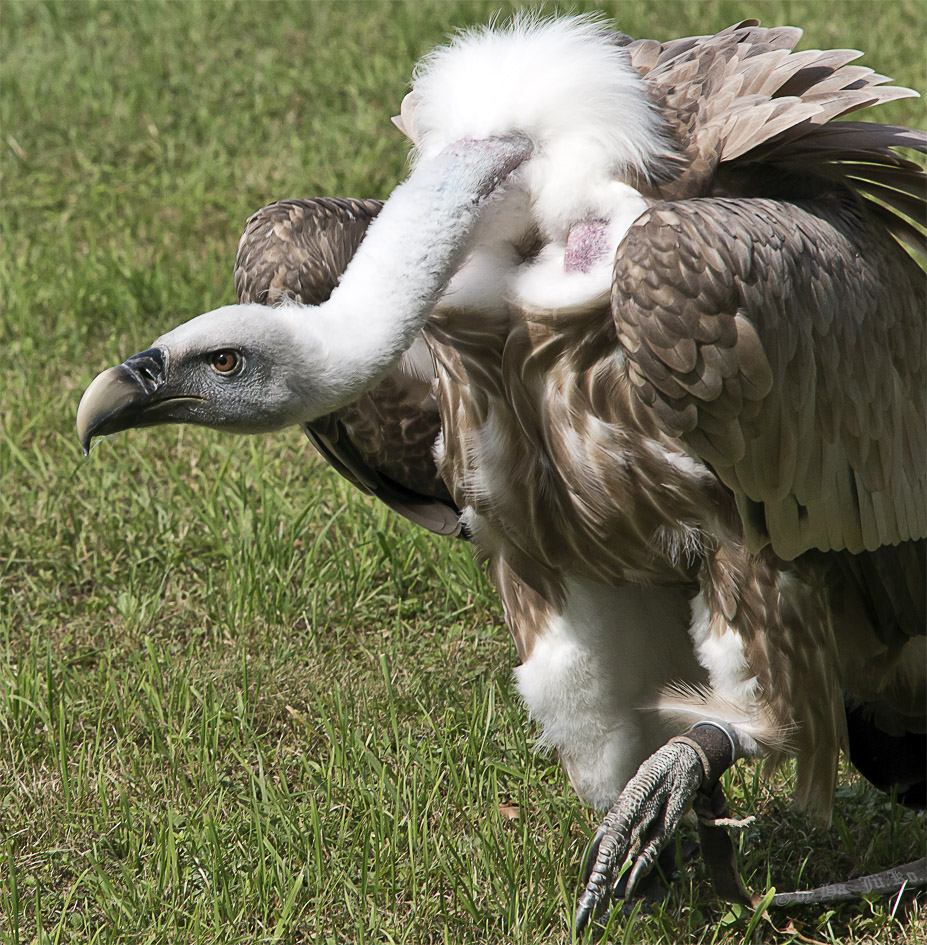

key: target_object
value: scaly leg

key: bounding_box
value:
[575,721,741,933]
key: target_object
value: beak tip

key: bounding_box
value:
[76,361,148,454]
[77,347,168,452]
[76,411,91,457]
[76,382,101,455]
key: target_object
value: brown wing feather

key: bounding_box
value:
[613,192,925,561]
[235,198,463,537]
[235,197,384,304]
[613,23,926,559]
[623,21,923,201]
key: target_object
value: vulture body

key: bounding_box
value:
[78,16,926,927]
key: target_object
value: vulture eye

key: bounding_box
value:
[210,350,241,375]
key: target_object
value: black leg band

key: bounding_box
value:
[669,721,737,787]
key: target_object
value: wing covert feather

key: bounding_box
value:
[235,197,384,305]
[613,196,926,560]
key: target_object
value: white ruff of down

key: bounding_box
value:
[407,14,673,317]
[514,576,705,810]
[409,14,672,220]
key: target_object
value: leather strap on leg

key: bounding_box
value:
[694,781,757,906]
[669,720,737,785]
[671,722,756,906]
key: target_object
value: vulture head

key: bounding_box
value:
[78,303,345,449]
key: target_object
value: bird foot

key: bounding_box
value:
[574,722,737,934]
[609,840,698,917]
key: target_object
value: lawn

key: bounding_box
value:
[1,1,925,943]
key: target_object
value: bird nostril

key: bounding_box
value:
[123,349,165,390]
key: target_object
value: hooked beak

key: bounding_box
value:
[77,348,192,454]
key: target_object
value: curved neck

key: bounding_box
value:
[305,136,530,410]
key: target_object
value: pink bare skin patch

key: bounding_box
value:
[564,219,609,273]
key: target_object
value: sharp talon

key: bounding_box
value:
[574,890,599,935]
[626,853,651,898]
[580,823,607,887]
[574,738,708,932]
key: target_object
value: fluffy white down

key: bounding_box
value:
[515,576,705,810]
[405,13,673,239]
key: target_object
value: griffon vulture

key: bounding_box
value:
[78,16,926,929]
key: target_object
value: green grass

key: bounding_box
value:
[1,1,925,942]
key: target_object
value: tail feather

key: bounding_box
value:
[656,681,794,756]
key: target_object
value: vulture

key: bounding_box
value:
[78,15,926,930]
